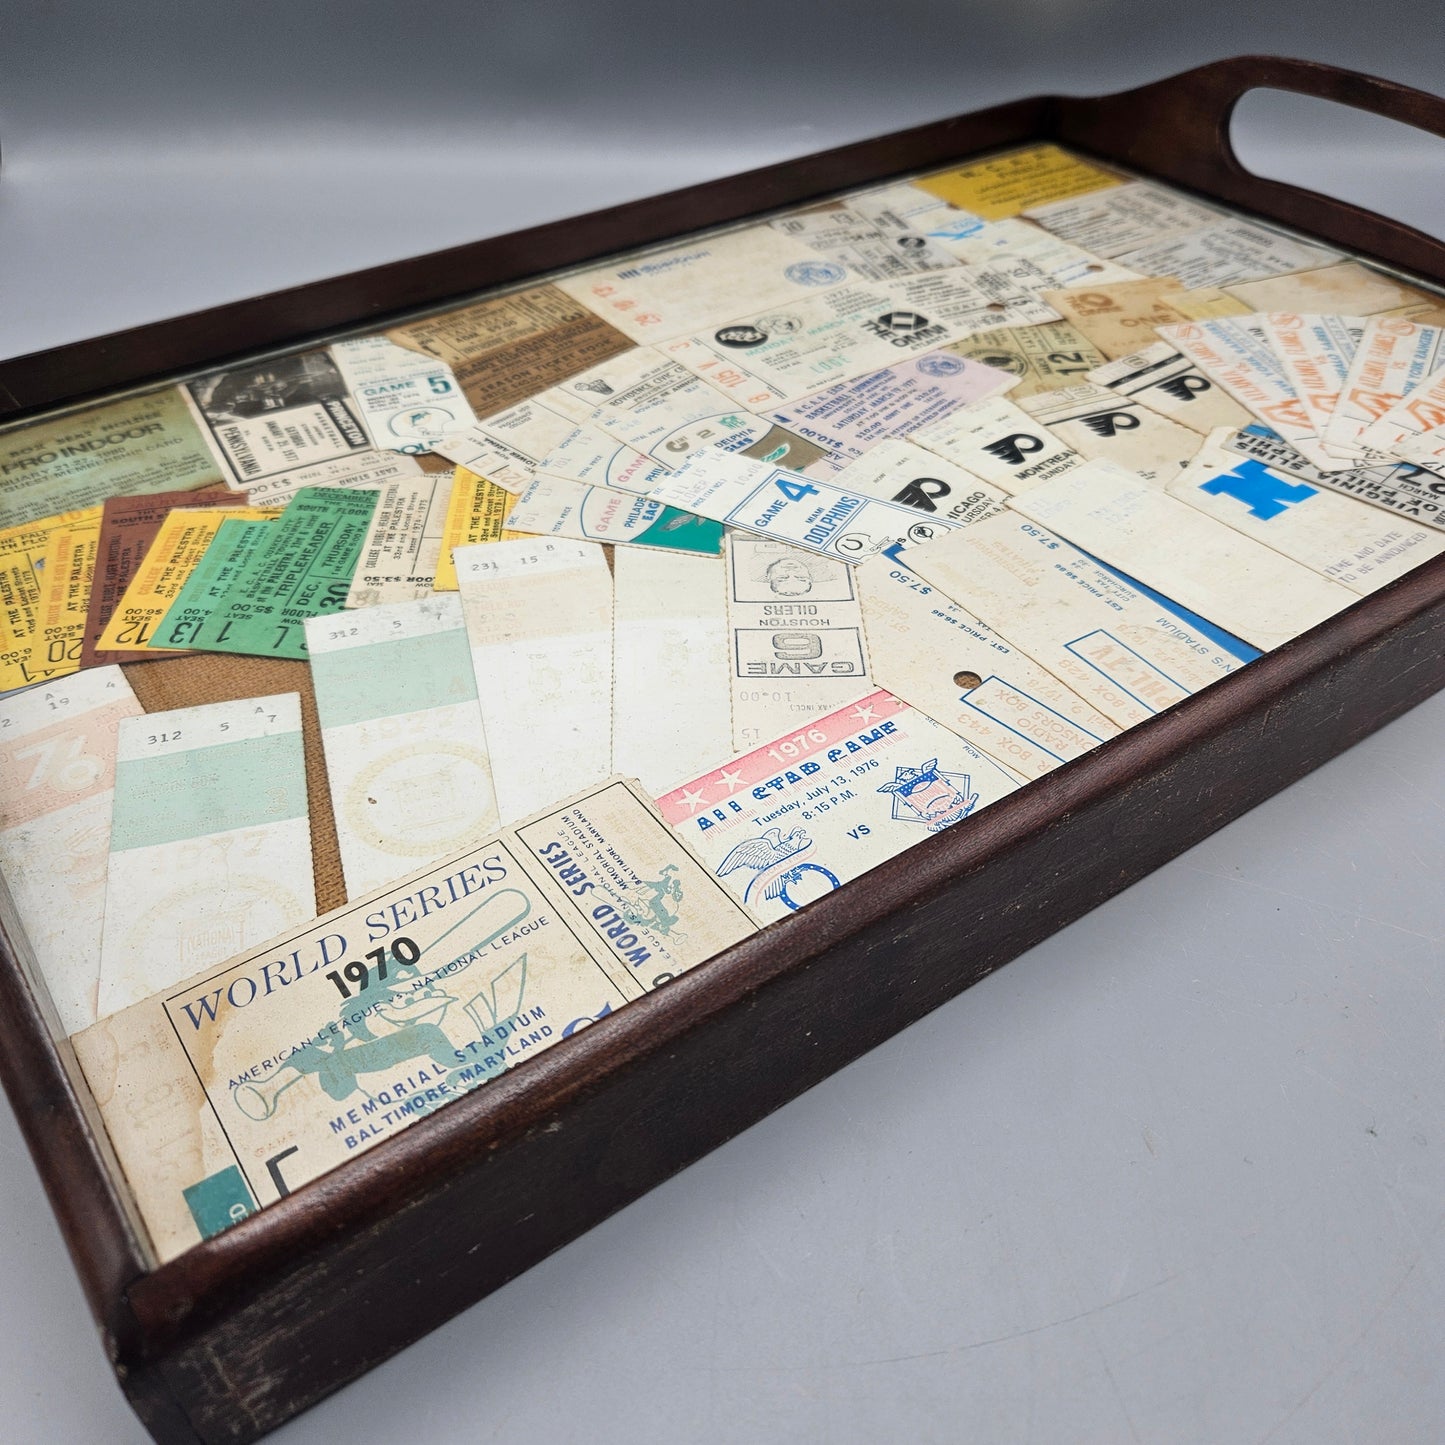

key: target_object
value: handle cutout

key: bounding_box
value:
[1231,89,1445,244]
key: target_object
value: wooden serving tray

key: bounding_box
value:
[4,55,1445,1444]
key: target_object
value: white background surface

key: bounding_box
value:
[2,13,1444,1443]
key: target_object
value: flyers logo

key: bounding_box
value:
[1155,374,1212,403]
[982,433,1046,466]
[891,477,952,512]
[1078,411,1140,438]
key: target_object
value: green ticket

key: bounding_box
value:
[188,487,380,659]
[0,388,224,530]
[147,516,281,651]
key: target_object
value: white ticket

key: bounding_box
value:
[767,349,1016,464]
[647,450,958,563]
[0,667,141,1035]
[1086,341,1251,435]
[904,511,1255,727]
[828,438,1010,523]
[1007,460,1356,650]
[1020,383,1204,483]
[1115,220,1340,290]
[653,689,1020,924]
[503,474,724,554]
[433,397,575,492]
[854,555,1115,779]
[330,336,477,454]
[612,548,732,795]
[1167,430,1445,594]
[554,223,851,342]
[726,534,872,751]
[454,539,613,825]
[1158,317,1337,470]
[768,204,956,282]
[241,450,424,508]
[1024,181,1223,257]
[1326,316,1445,459]
[306,596,500,899]
[1364,368,1445,468]
[345,472,453,608]
[887,266,1062,332]
[924,217,1144,287]
[913,394,1082,494]
[96,694,314,1019]
[1258,313,1365,454]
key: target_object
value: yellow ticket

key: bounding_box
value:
[0,507,101,692]
[431,467,533,592]
[917,143,1120,220]
[25,506,103,680]
[95,506,277,654]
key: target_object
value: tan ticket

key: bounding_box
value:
[1043,277,1194,359]
[1025,180,1222,257]
[1020,383,1204,483]
[1086,342,1251,436]
[943,319,1105,397]
[1226,263,1442,317]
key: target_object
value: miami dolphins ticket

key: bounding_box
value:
[654,689,1020,925]
[307,596,500,898]
[1019,382,1204,483]
[0,666,141,1035]
[726,534,872,751]
[1086,342,1251,435]
[345,472,454,608]
[454,539,613,825]
[503,474,724,554]
[431,468,533,592]
[612,549,732,795]
[646,450,958,563]
[766,349,1016,465]
[1257,313,1365,450]
[920,217,1144,288]
[95,694,315,1019]
[1042,277,1195,360]
[828,438,1010,523]
[1024,181,1223,258]
[553,223,852,343]
[913,394,1082,494]
[1323,316,1445,460]
[238,449,424,508]
[1007,461,1356,650]
[73,777,756,1261]
[1114,220,1339,291]
[1166,430,1445,594]
[944,320,1106,398]
[330,337,476,455]
[854,556,1115,780]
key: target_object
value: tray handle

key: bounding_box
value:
[1053,55,1445,283]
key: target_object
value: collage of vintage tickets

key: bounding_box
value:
[4,142,1445,1262]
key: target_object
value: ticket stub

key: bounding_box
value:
[504,474,725,554]
[96,694,315,1019]
[1043,278,1194,359]
[1020,383,1204,483]
[1221,425,1445,531]
[829,438,1010,522]
[1362,368,1445,468]
[26,506,102,681]
[655,689,1020,924]
[767,350,1016,464]
[0,509,103,693]
[148,516,280,651]
[330,336,477,454]
[886,266,1062,331]
[239,450,424,508]
[1024,180,1222,258]
[917,144,1121,219]
[73,776,756,1261]
[854,556,1115,779]
[904,511,1256,727]
[1086,342,1250,435]
[430,468,534,592]
[1158,317,1336,470]
[612,549,732,795]
[1115,220,1339,290]
[1167,288,1253,321]
[1258,313,1364,451]
[647,450,957,562]
[925,217,1143,288]
[184,350,372,489]
[0,667,142,1034]
[387,284,634,419]
[344,472,453,608]
[307,596,500,898]
[768,204,956,283]
[1007,461,1356,650]
[554,224,851,343]
[913,394,1081,494]
[944,320,1105,397]
[726,534,872,751]
[1324,316,1445,459]
[1167,430,1445,593]
[187,487,380,660]
[454,539,613,824]
[848,185,967,270]
[0,388,224,529]
[1226,263,1440,317]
